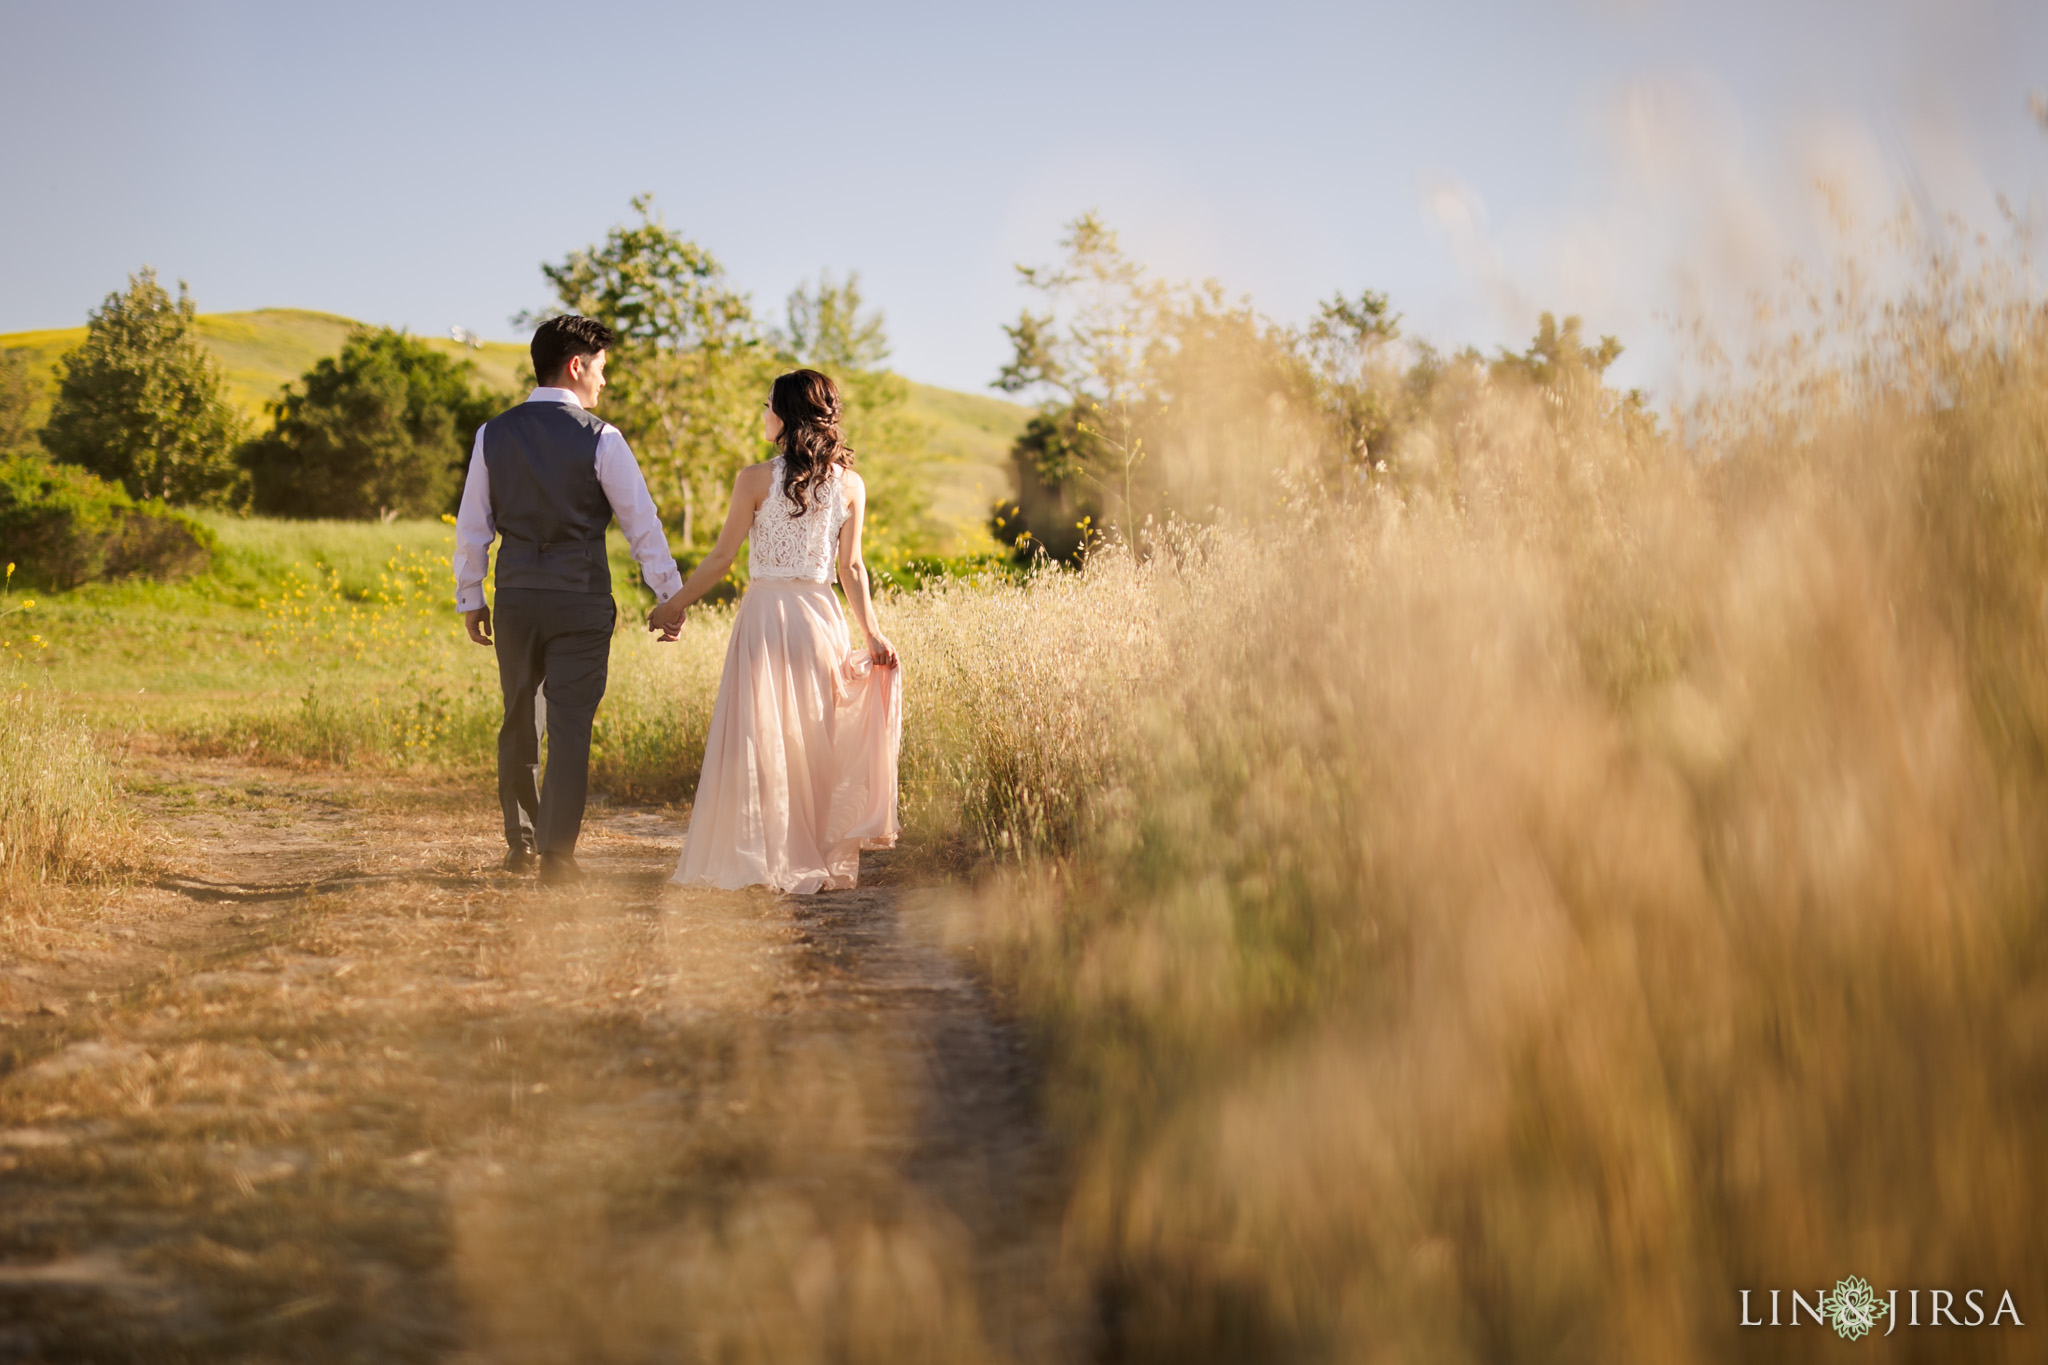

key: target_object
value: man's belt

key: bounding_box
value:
[503,535,605,555]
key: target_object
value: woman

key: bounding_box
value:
[647,369,901,893]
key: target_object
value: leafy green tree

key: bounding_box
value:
[993,213,1165,559]
[241,327,504,519]
[1301,289,1402,465]
[41,270,248,506]
[1491,312,1624,388]
[530,195,770,546]
[997,211,1163,413]
[780,270,891,373]
[987,406,1099,562]
[1488,313,1654,441]
[776,271,937,553]
[1146,284,1341,517]
[0,349,44,452]
[537,201,950,557]
[993,213,1399,562]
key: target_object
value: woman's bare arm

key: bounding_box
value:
[647,463,772,634]
[834,470,897,667]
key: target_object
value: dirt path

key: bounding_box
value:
[0,755,1078,1363]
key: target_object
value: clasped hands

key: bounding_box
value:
[646,594,687,641]
[467,601,685,645]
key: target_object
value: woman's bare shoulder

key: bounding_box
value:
[840,465,867,495]
[735,460,778,487]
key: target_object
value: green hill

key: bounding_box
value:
[2,309,1027,551]
[899,379,1031,538]
[0,309,532,426]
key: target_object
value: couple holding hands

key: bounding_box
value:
[452,315,900,893]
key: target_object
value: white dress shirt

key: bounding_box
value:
[452,387,684,612]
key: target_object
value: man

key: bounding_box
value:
[453,315,684,885]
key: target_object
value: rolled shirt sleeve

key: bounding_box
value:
[452,426,494,612]
[594,425,684,603]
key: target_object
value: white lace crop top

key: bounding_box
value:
[749,457,849,583]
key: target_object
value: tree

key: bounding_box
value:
[991,213,1396,562]
[776,272,937,553]
[988,406,1100,563]
[241,327,504,519]
[1488,313,1653,440]
[1301,290,1402,465]
[992,213,1166,559]
[1146,284,1339,519]
[41,269,247,507]
[997,211,1162,413]
[779,270,891,373]
[1491,313,1623,389]
[529,195,769,546]
[0,348,44,452]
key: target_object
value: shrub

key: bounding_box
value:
[0,452,216,589]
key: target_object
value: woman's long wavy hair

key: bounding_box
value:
[769,369,855,516]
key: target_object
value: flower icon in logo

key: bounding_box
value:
[1821,1275,1888,1341]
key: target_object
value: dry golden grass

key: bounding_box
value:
[857,242,2048,1360]
[0,683,135,900]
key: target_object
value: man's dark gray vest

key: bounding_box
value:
[483,401,614,595]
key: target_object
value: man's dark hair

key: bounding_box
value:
[530,315,617,386]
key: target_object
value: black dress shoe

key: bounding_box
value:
[538,854,586,886]
[502,849,537,874]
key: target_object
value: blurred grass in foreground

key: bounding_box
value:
[883,238,2048,1361]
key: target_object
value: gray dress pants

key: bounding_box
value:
[493,588,616,856]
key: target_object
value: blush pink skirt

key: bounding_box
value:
[669,577,901,893]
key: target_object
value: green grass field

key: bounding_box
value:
[9,511,828,802]
[10,516,497,759]
[2,309,1029,551]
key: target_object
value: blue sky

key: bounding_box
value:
[2,0,2043,399]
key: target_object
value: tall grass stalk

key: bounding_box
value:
[0,685,129,893]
